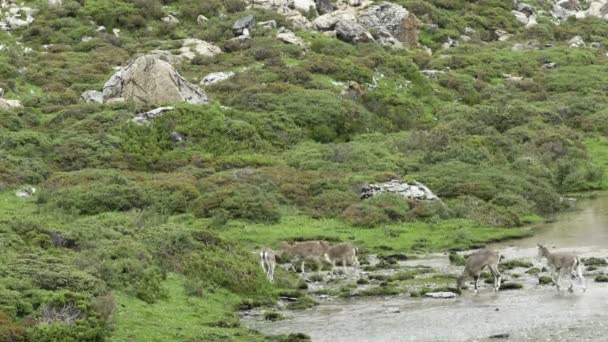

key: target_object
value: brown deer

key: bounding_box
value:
[456,249,502,293]
[537,244,586,292]
[324,243,360,274]
[279,240,330,277]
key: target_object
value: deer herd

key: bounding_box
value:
[260,241,588,294]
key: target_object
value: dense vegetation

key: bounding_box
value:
[1,0,608,340]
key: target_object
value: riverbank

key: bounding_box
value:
[242,194,608,341]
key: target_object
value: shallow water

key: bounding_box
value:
[243,194,608,341]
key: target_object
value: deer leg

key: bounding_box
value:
[474,275,480,293]
[489,265,502,291]
[301,260,306,277]
[552,269,560,291]
[578,264,586,292]
[342,258,347,274]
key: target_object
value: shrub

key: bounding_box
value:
[341,202,389,227]
[193,183,281,223]
[0,312,25,342]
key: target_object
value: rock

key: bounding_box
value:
[15,186,35,198]
[81,36,92,42]
[421,69,445,80]
[495,29,512,41]
[336,20,374,43]
[526,14,538,27]
[460,35,471,42]
[424,292,456,299]
[48,0,62,7]
[258,20,277,29]
[0,87,3,97]
[357,2,419,48]
[197,14,208,26]
[568,35,585,47]
[233,15,256,36]
[178,38,222,60]
[276,27,307,49]
[96,25,106,32]
[132,106,175,125]
[276,6,314,30]
[313,12,356,31]
[0,4,36,31]
[543,62,558,69]
[441,36,458,49]
[591,42,602,48]
[162,15,179,24]
[80,90,103,103]
[102,55,208,105]
[113,28,120,37]
[0,98,22,109]
[518,3,536,16]
[200,71,235,86]
[170,131,186,142]
[224,35,253,52]
[489,333,510,339]
[292,0,316,12]
[361,180,439,201]
[512,10,530,25]
[315,0,334,14]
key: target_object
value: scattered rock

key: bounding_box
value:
[0,4,36,31]
[538,276,553,285]
[498,282,523,290]
[113,28,120,37]
[421,69,446,80]
[424,292,456,299]
[591,42,602,48]
[292,0,316,12]
[15,186,36,198]
[594,275,608,282]
[543,62,558,69]
[178,38,222,61]
[48,0,62,7]
[495,29,513,42]
[162,14,179,25]
[441,36,458,49]
[0,98,22,109]
[276,27,307,49]
[224,35,253,52]
[132,106,176,125]
[361,179,439,201]
[489,333,510,339]
[80,90,103,104]
[102,55,209,105]
[582,257,608,266]
[200,71,235,86]
[170,131,186,142]
[336,20,374,43]
[233,14,256,36]
[315,0,335,14]
[357,2,420,48]
[568,35,585,48]
[257,20,277,29]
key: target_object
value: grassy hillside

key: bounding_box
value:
[1,0,608,340]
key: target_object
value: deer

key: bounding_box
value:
[259,248,277,282]
[456,249,502,293]
[278,240,330,277]
[537,244,586,293]
[324,243,360,274]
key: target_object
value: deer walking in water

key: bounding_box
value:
[537,244,586,293]
[259,248,277,282]
[279,240,330,277]
[324,243,360,274]
[456,249,502,293]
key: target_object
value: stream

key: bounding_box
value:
[242,194,608,341]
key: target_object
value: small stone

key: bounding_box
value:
[424,292,456,299]
[197,15,208,26]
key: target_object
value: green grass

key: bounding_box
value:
[220,216,532,253]
[111,274,264,342]
[586,136,608,189]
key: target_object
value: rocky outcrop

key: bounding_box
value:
[233,15,256,36]
[276,27,307,49]
[315,0,334,14]
[336,20,374,43]
[0,98,22,109]
[15,186,36,198]
[568,35,585,47]
[90,55,208,105]
[360,180,439,201]
[357,2,419,47]
[200,71,235,86]
[178,39,222,60]
[80,90,103,104]
[224,35,252,52]
[0,3,36,31]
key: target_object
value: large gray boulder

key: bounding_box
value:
[357,2,419,47]
[233,15,256,36]
[360,179,439,201]
[315,0,334,14]
[102,55,208,105]
[336,20,374,43]
[200,71,236,86]
[80,90,103,104]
